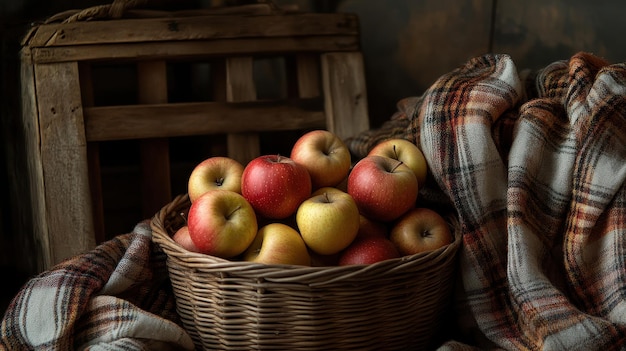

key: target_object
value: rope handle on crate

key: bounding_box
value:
[44,0,286,24]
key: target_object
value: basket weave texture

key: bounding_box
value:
[151,194,462,351]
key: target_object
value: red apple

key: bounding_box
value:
[368,138,428,187]
[338,236,400,265]
[347,155,419,222]
[357,215,388,240]
[187,190,258,258]
[172,226,201,253]
[187,156,244,202]
[290,130,351,189]
[241,155,312,219]
[390,207,453,256]
[296,190,360,255]
[243,223,311,266]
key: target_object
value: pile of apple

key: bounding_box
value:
[172,130,453,266]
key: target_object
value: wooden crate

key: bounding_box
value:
[19,7,369,269]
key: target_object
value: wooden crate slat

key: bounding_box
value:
[27,13,359,48]
[79,62,106,245]
[84,99,326,141]
[19,49,51,271]
[35,61,95,264]
[137,61,172,218]
[223,57,259,165]
[321,52,370,140]
[29,36,360,64]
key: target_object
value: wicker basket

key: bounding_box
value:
[151,194,462,350]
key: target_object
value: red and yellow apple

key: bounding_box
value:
[241,154,312,219]
[338,236,400,265]
[390,207,453,255]
[290,130,351,189]
[347,155,419,222]
[172,225,201,253]
[188,156,244,202]
[296,189,360,255]
[368,138,428,187]
[243,223,311,266]
[187,189,258,258]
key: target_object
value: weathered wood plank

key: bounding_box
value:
[321,52,370,140]
[293,54,321,98]
[18,49,51,271]
[137,61,172,218]
[35,61,95,264]
[79,62,106,245]
[28,13,359,47]
[218,57,259,165]
[83,99,326,141]
[29,36,360,64]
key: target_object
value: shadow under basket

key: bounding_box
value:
[151,194,462,351]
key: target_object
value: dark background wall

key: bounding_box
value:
[2,0,626,315]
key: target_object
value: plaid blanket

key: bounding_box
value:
[2,52,625,350]
[348,52,626,350]
[1,221,194,350]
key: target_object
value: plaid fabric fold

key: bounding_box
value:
[0,221,194,351]
[355,52,626,350]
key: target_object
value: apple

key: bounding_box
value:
[187,156,244,202]
[290,130,351,189]
[172,226,201,253]
[338,236,400,265]
[187,189,258,258]
[357,215,388,240]
[389,207,453,256]
[243,223,311,266]
[368,138,428,187]
[241,154,312,219]
[347,155,419,222]
[296,190,360,255]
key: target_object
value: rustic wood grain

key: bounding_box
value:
[29,36,360,64]
[35,61,95,264]
[28,13,359,47]
[79,62,106,245]
[321,52,370,140]
[18,49,51,271]
[84,100,326,141]
[138,61,172,219]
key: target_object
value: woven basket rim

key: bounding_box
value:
[151,193,462,284]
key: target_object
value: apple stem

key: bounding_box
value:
[393,144,399,159]
[421,230,431,238]
[215,177,225,186]
[227,205,242,219]
[390,159,404,173]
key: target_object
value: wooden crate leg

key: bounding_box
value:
[321,52,370,140]
[137,61,172,218]
[35,62,95,265]
[215,57,259,164]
